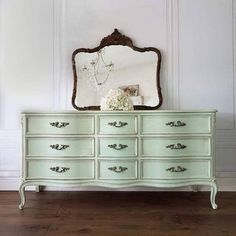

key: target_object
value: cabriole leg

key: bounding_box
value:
[19,182,26,210]
[210,181,218,209]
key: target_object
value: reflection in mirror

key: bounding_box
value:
[72,29,162,110]
[75,46,158,107]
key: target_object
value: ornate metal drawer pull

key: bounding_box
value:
[165,121,186,127]
[108,121,128,128]
[166,143,187,150]
[108,166,128,173]
[50,166,70,173]
[166,166,187,172]
[50,144,70,150]
[108,144,128,150]
[49,122,70,128]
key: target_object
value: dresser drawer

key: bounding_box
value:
[98,115,137,134]
[141,159,211,179]
[26,159,94,179]
[25,115,94,135]
[141,115,211,134]
[98,138,138,157]
[142,137,211,157]
[98,160,138,180]
[26,138,94,157]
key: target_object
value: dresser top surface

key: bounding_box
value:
[22,110,217,115]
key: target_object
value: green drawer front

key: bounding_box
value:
[25,115,94,134]
[142,137,211,157]
[26,138,94,157]
[98,115,137,134]
[141,159,211,179]
[141,115,211,134]
[98,138,138,157]
[26,159,94,179]
[98,160,138,180]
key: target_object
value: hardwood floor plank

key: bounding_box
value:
[0,191,235,236]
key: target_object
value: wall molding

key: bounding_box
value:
[0,0,5,129]
[216,131,236,148]
[0,170,20,178]
[0,130,21,148]
[0,178,20,190]
[166,0,180,109]
[53,0,70,110]
[52,0,63,110]
[215,0,236,132]
[61,0,71,110]
[233,0,236,131]
[167,0,236,135]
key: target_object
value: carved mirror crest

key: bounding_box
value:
[72,29,162,110]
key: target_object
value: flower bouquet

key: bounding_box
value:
[101,88,133,111]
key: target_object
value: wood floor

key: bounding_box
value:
[0,191,235,236]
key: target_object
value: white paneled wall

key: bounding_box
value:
[0,0,235,190]
[0,0,54,188]
[179,0,234,129]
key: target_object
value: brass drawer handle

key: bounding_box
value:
[108,121,128,128]
[108,166,128,173]
[50,166,70,173]
[108,144,128,150]
[50,144,70,150]
[166,166,187,172]
[166,143,187,150]
[165,121,186,127]
[50,122,70,128]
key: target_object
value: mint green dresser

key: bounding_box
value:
[19,110,217,209]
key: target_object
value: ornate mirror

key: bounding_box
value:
[72,29,162,110]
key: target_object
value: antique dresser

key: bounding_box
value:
[19,110,217,209]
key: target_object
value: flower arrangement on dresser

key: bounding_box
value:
[100,88,133,111]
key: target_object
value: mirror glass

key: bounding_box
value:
[72,29,162,110]
[75,46,158,107]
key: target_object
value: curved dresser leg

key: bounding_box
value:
[19,182,26,210]
[210,181,218,209]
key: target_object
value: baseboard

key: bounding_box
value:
[0,177,20,190]
[1,177,236,191]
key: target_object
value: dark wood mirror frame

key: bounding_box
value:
[71,29,162,110]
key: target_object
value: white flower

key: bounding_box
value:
[101,88,133,111]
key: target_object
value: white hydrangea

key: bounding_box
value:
[101,88,133,111]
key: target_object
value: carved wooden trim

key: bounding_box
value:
[72,29,162,111]
[100,28,133,47]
